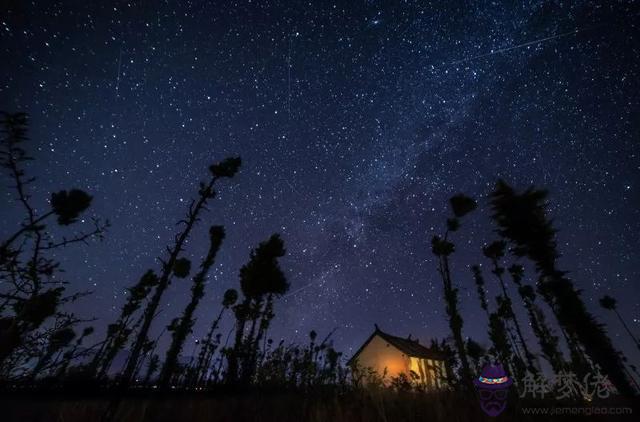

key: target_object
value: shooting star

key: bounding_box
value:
[115,48,123,96]
[284,282,314,299]
[449,26,596,66]
[283,178,302,197]
[284,250,336,299]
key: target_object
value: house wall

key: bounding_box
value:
[352,334,447,389]
[409,357,448,389]
[352,334,410,383]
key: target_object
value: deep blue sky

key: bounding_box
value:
[1,1,638,364]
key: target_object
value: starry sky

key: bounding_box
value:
[1,1,638,362]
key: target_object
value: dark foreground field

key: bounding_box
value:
[2,390,638,422]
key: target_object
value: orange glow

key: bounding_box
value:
[381,357,406,376]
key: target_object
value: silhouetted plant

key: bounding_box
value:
[172,257,192,279]
[471,265,520,373]
[390,372,414,392]
[482,240,537,372]
[490,180,634,395]
[0,112,107,376]
[159,225,226,387]
[465,338,486,373]
[487,310,525,383]
[509,264,565,373]
[600,295,640,351]
[192,288,238,386]
[55,326,94,379]
[254,330,346,390]
[133,338,157,381]
[210,157,242,178]
[91,270,158,379]
[429,338,456,386]
[430,193,476,391]
[450,194,476,218]
[50,189,93,225]
[119,156,241,387]
[228,234,288,386]
[30,327,76,378]
[143,354,160,385]
[471,265,489,316]
[629,364,640,390]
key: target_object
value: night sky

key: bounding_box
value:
[1,1,638,362]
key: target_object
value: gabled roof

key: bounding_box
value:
[348,324,446,365]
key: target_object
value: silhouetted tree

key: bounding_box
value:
[600,295,640,351]
[55,326,94,379]
[487,309,525,382]
[471,264,523,378]
[483,240,537,372]
[509,264,565,373]
[249,329,345,390]
[132,337,158,381]
[495,295,527,381]
[91,270,158,378]
[490,180,634,395]
[119,156,241,387]
[0,112,107,376]
[240,234,289,385]
[143,354,160,385]
[629,364,640,389]
[466,338,486,373]
[192,288,237,386]
[431,193,476,391]
[471,265,489,317]
[159,226,226,387]
[227,234,288,386]
[30,327,76,378]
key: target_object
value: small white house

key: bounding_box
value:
[348,325,449,389]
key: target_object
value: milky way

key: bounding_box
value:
[1,1,638,360]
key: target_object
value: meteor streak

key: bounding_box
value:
[115,48,123,96]
[449,26,596,66]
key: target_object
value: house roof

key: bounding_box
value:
[347,325,447,365]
